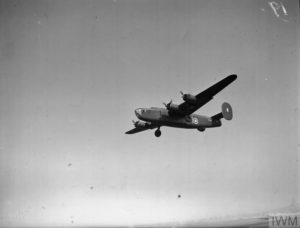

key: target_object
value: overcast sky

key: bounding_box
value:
[0,0,299,226]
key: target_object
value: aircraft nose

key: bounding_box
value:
[135,108,142,117]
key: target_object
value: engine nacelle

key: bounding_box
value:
[182,94,198,104]
[167,103,180,112]
[135,121,148,128]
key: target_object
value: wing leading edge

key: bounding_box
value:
[125,123,157,134]
[125,127,150,134]
[178,74,237,116]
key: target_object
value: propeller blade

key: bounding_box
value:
[163,99,172,108]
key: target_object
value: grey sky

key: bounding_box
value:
[0,0,299,226]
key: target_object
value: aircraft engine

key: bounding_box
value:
[180,91,197,104]
[133,120,149,128]
[167,103,180,112]
[163,100,180,112]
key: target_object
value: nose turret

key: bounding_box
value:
[135,108,143,118]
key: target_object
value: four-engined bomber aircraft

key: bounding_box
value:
[126,74,237,137]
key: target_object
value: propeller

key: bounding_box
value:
[132,120,149,128]
[132,120,139,127]
[163,99,172,109]
[180,91,188,100]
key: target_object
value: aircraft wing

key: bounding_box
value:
[178,74,237,116]
[125,126,153,134]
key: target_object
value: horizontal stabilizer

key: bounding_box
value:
[211,112,223,120]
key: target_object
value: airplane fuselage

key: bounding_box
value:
[126,74,237,137]
[135,107,221,130]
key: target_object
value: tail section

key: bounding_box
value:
[211,102,233,121]
[221,102,233,120]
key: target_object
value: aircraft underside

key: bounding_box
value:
[148,115,222,129]
[125,74,237,137]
